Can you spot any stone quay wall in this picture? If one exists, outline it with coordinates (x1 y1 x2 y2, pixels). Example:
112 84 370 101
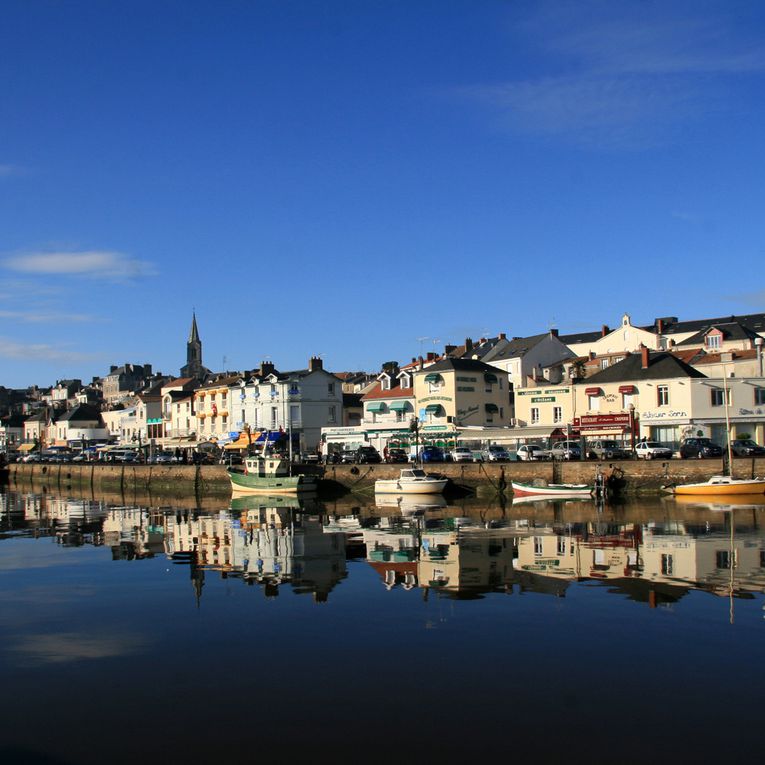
6 457 765 497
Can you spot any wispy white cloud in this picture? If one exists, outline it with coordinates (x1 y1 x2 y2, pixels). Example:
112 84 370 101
0 309 95 323
725 289 765 308
460 1 765 148
8 631 148 664
2 250 158 280
0 337 96 363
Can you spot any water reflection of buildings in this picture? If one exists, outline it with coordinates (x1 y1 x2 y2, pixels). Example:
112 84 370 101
362 503 765 606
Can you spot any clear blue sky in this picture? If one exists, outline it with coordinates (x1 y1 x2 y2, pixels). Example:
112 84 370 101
2 0 764 388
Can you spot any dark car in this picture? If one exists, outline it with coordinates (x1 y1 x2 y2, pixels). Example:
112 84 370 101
679 437 723 459
385 448 409 463
419 446 445 463
355 446 382 464
731 439 765 457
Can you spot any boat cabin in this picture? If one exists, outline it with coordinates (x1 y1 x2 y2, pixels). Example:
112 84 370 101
244 456 291 477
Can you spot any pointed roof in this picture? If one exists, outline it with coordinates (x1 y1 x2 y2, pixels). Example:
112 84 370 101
188 312 201 344
584 351 706 383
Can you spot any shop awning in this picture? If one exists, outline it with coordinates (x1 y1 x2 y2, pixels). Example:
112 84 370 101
425 404 443 414
366 402 386 413
484 372 498 384
18 443 37 452
585 387 602 396
389 400 410 412
424 373 443 384
485 403 499 413
618 385 636 394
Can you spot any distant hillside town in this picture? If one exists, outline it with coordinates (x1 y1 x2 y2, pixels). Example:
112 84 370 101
1 310 764 459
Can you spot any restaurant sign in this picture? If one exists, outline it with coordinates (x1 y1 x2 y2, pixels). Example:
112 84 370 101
573 413 632 431
531 396 556 403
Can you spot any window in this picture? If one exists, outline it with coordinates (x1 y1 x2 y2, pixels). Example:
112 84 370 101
716 550 731 569
661 554 674 575
711 388 725 406
588 395 600 411
622 392 634 409
534 537 544 556
706 333 722 350
328 382 335 395
553 406 562 423
557 537 566 555
657 385 669 406
381 376 391 391
270 407 278 428
400 374 411 388
290 405 299 425
328 405 336 423
756 388 765 406
531 407 540 424
600 358 610 369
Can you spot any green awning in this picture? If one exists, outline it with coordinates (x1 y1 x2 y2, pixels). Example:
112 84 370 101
485 403 499 413
366 402 386 413
424 373 443 384
484 372 498 384
388 400 410 412
425 404 443 414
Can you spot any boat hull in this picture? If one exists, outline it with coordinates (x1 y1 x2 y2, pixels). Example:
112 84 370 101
511 480 593 498
228 470 318 495
374 478 448 494
671 479 765 496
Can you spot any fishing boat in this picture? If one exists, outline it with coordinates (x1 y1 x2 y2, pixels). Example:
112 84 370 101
228 455 318 495
374 468 448 495
511 479 594 498
662 475 765 496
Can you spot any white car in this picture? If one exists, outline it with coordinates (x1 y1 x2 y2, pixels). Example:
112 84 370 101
451 446 476 462
516 444 551 461
634 441 673 460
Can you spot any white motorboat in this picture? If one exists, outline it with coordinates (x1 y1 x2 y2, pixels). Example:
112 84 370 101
375 468 448 495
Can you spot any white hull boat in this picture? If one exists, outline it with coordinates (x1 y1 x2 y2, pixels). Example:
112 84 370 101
375 468 448 495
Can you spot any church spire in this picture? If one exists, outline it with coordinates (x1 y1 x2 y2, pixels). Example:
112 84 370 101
189 311 200 344
180 311 206 380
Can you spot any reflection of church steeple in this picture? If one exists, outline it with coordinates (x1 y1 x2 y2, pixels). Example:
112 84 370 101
190 555 205 608
180 312 208 380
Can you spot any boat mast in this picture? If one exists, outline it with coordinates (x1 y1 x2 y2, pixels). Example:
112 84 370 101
722 366 734 475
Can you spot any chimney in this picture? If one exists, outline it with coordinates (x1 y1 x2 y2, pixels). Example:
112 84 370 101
589 351 596 360
656 318 664 334
418 355 424 370
550 329 558 337
498 332 506 340
601 324 610 337
308 355 323 372
641 345 650 369
444 344 457 355
479 337 487 344
426 352 436 361
411 357 417 364
110 365 117 373
260 360 275 377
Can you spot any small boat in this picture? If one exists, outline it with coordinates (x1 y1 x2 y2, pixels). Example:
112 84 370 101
663 475 765 496
228 455 318 495
374 492 448 513
511 480 593 498
670 494 765 511
375 468 448 494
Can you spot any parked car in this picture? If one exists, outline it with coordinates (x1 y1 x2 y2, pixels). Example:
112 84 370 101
634 440 674 460
21 453 41 463
385 447 409 463
731 439 765 457
481 445 511 462
516 444 551 461
587 439 630 460
355 446 382 464
150 451 175 464
450 446 476 463
418 446 446 463
339 450 357 464
550 440 581 460
679 437 723 459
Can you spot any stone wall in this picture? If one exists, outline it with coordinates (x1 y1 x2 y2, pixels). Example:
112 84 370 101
7 457 765 497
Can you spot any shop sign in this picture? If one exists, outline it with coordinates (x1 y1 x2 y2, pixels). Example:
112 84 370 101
420 395 452 403
531 396 555 403
640 410 688 422
574 413 632 431
422 425 452 432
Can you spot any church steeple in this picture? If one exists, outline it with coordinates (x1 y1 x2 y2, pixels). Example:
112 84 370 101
181 311 206 380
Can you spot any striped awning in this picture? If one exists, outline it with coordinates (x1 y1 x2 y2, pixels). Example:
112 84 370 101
388 400 411 412
367 402 386 413
585 387 602 395
425 404 443 414
424 373 443 384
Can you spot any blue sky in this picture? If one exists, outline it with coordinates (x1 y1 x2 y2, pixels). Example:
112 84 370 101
1 0 764 388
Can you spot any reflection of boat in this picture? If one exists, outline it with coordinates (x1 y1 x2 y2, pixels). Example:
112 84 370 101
374 492 448 513
670 493 765 511
229 493 319 512
664 475 765 496
510 493 594 506
375 469 448 494
228 456 318 495
511 480 593 498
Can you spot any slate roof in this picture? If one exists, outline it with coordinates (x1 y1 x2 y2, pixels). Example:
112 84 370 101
676 321 760 346
485 333 549 361
583 352 707 383
56 404 102 422
413 357 501 374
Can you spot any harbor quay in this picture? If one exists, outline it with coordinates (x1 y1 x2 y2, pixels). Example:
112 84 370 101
6 458 765 498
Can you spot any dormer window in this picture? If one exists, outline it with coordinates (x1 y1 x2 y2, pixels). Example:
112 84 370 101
399 373 411 389
706 332 722 350
380 375 391 391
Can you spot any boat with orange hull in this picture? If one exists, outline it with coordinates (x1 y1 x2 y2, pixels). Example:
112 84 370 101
663 475 765 496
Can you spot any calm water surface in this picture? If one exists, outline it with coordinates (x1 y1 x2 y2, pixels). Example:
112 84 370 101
1 487 763 764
